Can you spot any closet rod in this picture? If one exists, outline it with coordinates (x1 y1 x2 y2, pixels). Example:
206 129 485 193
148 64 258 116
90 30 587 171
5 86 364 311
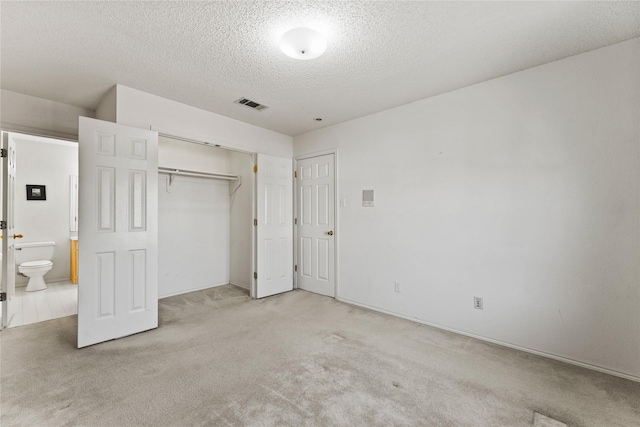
158 167 242 196
158 167 239 181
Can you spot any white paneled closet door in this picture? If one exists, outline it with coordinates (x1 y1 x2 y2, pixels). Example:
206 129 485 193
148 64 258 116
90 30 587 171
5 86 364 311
78 117 158 348
254 154 293 298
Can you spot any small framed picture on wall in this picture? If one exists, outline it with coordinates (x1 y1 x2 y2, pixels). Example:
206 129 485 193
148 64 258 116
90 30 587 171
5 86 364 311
26 185 46 201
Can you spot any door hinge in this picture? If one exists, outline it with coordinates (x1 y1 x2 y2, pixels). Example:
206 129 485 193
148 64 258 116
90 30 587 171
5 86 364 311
0 220 6 230
0 293 6 302
294 170 297 178
294 218 297 225
253 165 258 173
0 149 7 158
254 272 257 280
253 218 258 226
294 265 297 272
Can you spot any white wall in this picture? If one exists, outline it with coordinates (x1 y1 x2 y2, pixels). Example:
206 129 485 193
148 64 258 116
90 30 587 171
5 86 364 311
293 38 640 380
229 151 253 289
95 86 117 123
158 136 231 172
158 136 235 298
13 134 78 285
1 90 94 139
115 85 293 157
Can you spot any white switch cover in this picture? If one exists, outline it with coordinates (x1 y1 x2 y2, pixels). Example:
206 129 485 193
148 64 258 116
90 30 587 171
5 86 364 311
362 189 374 207
340 198 347 207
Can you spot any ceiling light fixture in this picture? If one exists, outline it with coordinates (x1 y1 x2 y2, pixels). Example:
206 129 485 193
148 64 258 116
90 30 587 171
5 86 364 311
280 28 327 60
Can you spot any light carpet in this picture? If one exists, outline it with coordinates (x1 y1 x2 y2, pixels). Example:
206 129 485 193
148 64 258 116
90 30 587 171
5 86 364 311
1 285 639 426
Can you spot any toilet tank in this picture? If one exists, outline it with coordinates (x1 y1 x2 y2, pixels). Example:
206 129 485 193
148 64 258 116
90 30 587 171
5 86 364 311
14 241 56 265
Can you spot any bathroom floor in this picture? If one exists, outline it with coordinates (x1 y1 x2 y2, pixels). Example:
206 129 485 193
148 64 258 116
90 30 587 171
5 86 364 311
5 281 77 328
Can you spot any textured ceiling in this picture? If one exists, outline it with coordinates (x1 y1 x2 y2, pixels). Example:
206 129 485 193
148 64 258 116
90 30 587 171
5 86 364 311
1 1 638 136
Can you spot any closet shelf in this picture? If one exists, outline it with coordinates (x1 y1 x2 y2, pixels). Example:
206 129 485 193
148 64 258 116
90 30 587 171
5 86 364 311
158 167 242 195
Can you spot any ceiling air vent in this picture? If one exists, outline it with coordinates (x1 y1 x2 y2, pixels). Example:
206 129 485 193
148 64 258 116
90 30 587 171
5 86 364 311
234 97 269 111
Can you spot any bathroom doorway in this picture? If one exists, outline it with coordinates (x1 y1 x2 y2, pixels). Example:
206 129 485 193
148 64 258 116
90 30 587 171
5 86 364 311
1 131 79 328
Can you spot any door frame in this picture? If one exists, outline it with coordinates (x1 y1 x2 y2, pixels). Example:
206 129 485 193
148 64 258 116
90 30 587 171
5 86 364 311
0 130 79 329
293 149 339 298
1 131 16 329
150 127 258 297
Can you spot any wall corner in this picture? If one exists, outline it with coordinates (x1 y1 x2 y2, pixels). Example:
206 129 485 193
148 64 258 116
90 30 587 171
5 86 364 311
95 85 117 123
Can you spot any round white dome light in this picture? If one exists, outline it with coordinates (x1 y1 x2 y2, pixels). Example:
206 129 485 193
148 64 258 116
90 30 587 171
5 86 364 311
280 28 327 60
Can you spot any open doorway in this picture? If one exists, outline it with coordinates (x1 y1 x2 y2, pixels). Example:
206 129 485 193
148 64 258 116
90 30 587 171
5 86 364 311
1 132 79 328
156 135 254 298
156 136 296 300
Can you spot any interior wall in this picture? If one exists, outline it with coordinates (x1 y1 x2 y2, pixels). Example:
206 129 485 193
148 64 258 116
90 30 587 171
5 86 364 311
158 136 231 173
95 86 117 123
293 38 640 380
1 90 94 139
115 85 293 157
13 134 78 285
229 151 253 289
158 136 233 298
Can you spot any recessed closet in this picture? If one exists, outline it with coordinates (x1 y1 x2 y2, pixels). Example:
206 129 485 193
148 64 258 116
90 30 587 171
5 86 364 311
157 136 253 298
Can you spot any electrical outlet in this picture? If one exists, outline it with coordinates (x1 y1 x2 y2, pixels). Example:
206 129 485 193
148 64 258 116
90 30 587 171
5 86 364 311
394 282 401 293
474 296 483 310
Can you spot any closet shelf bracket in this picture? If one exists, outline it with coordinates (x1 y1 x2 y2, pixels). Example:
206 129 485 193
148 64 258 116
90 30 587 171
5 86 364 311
229 176 242 196
158 167 242 195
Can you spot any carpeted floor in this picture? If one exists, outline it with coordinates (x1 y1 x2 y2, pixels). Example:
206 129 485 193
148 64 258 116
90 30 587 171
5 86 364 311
1 285 639 426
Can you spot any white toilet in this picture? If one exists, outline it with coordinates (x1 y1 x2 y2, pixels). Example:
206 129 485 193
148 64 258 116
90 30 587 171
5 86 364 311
15 241 55 292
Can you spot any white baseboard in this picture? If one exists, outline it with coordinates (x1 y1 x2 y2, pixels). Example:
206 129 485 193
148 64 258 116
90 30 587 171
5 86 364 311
16 276 71 287
159 282 230 299
337 296 640 383
229 281 250 290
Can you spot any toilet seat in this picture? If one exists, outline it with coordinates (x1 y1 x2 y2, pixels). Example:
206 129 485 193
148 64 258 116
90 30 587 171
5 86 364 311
19 260 53 269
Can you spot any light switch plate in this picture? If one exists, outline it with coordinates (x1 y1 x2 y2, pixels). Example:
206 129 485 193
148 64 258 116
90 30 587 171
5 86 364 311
362 189 374 207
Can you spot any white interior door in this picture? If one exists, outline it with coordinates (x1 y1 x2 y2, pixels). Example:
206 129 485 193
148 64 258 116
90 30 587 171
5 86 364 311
1 132 17 328
254 154 293 298
78 117 158 348
296 154 335 297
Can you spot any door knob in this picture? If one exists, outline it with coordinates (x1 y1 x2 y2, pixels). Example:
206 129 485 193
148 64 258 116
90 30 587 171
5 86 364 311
327 230 334 236
13 234 23 239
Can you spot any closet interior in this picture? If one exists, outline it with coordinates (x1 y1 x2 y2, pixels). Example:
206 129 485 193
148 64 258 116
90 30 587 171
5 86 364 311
157 136 253 298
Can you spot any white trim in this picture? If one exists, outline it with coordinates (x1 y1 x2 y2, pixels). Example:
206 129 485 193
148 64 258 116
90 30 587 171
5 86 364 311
0 123 78 142
293 149 339 298
159 281 230 299
295 148 338 160
1 128 78 145
292 158 298 290
229 281 250 290
150 126 256 156
151 128 259 299
337 296 640 383
250 153 257 299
